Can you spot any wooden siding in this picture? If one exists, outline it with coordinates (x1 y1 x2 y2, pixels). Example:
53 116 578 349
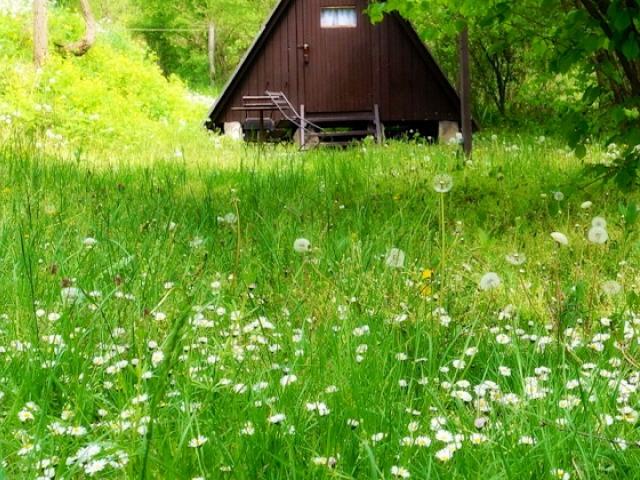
208 0 461 128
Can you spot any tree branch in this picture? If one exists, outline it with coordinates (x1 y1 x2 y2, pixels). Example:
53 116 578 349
579 0 640 96
56 0 96 57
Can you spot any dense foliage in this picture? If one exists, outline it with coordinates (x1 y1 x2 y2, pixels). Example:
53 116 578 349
130 0 276 89
369 0 640 186
0 6 207 158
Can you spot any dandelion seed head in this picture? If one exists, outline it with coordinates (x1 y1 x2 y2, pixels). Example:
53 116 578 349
61 287 84 305
433 174 453 193
591 216 607 229
588 226 609 244
601 280 622 296
479 272 501 291
551 232 569 246
293 238 312 254
506 252 526 266
83 237 98 248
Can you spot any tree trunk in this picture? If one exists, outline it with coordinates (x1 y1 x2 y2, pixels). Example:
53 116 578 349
208 22 216 83
459 24 473 158
579 0 640 98
33 0 48 68
57 0 96 57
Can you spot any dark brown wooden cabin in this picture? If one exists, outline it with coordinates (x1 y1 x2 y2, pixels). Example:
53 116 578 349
205 0 466 145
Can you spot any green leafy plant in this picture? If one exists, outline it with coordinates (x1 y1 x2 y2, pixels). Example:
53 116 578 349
0 9 205 157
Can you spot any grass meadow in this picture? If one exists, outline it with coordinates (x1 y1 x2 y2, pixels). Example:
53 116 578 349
1 135 640 479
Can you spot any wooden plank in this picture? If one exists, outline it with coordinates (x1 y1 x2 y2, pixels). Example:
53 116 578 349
317 130 371 137
306 111 374 122
232 106 279 111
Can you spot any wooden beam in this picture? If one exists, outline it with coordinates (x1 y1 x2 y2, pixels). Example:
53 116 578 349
459 24 473 157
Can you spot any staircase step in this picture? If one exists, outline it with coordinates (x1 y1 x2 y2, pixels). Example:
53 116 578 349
306 112 375 123
319 141 355 147
316 130 372 138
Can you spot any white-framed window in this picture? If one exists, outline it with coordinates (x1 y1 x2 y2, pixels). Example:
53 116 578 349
321 7 358 28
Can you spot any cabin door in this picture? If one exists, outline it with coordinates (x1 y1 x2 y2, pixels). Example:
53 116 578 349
302 0 373 113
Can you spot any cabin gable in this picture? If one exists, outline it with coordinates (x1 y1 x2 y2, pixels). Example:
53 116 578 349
206 0 465 135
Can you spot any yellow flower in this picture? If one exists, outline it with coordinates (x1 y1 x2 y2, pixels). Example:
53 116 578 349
420 285 432 297
419 270 434 297
421 269 433 280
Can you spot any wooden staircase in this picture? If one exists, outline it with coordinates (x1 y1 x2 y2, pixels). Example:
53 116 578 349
234 91 384 148
302 105 384 148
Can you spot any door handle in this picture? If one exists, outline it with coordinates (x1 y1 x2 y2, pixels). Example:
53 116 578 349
298 43 310 64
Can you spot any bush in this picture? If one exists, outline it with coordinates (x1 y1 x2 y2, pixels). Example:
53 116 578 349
0 7 209 158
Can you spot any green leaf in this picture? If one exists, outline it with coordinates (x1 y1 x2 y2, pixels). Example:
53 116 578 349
609 6 632 31
626 203 639 226
622 37 640 59
367 3 386 23
624 108 640 120
575 144 588 159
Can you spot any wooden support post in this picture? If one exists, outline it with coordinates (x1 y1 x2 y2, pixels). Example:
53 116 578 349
208 22 216 83
259 110 265 143
459 24 472 158
300 104 306 149
373 104 383 144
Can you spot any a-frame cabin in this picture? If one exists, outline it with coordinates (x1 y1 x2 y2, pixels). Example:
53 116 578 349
206 0 466 145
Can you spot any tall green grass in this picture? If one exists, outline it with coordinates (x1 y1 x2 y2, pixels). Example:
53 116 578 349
0 136 638 479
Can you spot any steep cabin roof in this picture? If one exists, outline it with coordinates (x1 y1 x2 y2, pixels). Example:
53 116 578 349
205 0 467 131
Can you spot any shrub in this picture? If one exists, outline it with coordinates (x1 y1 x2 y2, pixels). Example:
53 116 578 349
0 7 209 158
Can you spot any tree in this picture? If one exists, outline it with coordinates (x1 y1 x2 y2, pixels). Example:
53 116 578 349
33 0 48 67
368 0 539 121
470 39 519 116
576 0 640 98
370 0 640 186
131 0 276 87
